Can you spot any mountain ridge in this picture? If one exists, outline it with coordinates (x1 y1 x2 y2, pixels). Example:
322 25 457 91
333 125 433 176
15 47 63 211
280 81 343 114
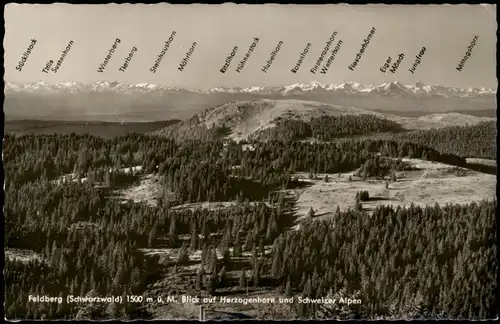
152 99 495 142
5 81 496 122
5 80 496 98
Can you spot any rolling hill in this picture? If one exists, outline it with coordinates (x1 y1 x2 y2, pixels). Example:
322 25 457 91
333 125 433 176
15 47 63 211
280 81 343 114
152 99 495 142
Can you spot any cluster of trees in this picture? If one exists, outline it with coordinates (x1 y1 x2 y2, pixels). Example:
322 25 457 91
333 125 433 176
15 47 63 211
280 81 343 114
354 155 408 179
151 113 496 162
270 201 497 319
378 121 497 160
4 190 157 319
5 133 468 206
255 115 405 141
355 191 370 202
4 173 289 319
3 123 496 320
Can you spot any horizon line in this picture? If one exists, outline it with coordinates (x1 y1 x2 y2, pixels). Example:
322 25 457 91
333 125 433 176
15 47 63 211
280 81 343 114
5 79 498 92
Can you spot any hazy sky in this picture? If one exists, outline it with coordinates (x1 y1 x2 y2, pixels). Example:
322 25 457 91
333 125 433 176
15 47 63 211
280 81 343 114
4 4 497 89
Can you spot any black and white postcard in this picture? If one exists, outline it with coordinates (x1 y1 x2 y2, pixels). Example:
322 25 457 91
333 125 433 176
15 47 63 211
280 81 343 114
3 3 497 320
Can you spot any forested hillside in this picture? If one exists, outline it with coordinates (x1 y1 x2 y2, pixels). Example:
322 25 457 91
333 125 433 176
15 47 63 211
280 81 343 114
4 134 467 192
386 121 497 160
3 128 497 320
153 115 496 162
255 118 496 160
255 115 406 141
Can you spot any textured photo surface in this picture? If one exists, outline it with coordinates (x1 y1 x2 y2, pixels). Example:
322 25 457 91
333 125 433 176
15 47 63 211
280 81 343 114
3 3 497 320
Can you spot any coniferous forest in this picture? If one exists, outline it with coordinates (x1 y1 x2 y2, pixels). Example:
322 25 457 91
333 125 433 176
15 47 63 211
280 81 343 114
2 114 498 320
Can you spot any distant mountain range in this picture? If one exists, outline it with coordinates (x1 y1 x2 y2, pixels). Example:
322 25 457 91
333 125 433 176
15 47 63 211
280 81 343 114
4 81 496 122
5 80 497 98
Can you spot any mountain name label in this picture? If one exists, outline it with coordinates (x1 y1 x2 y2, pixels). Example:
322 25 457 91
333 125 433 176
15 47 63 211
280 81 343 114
97 38 121 73
311 31 339 74
320 40 343 74
150 31 177 73
42 60 54 73
408 47 426 74
348 27 376 71
220 46 239 74
119 47 138 72
235 37 260 73
15 39 37 72
456 36 478 72
380 53 405 74
261 41 283 73
291 42 312 74
51 41 75 73
178 42 198 72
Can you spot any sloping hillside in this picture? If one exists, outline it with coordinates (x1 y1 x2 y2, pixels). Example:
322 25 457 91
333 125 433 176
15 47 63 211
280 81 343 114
152 99 495 142
417 112 494 125
199 100 379 141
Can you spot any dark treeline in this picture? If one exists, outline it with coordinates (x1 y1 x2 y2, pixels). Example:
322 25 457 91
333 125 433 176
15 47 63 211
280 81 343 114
5 119 181 139
271 201 497 319
375 121 497 160
4 189 497 319
255 115 405 141
3 131 495 320
4 133 467 195
254 118 496 160
4 174 291 319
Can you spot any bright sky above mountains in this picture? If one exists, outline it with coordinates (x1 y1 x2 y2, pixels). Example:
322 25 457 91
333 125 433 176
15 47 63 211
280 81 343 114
4 4 497 89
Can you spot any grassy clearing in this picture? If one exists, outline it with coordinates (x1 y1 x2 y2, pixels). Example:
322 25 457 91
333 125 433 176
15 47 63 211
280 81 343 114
292 158 496 223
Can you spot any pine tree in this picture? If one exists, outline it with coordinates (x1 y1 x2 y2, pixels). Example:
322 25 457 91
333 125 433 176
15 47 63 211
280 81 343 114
168 216 178 248
253 260 260 287
190 226 198 251
219 266 227 288
259 238 265 256
209 249 218 273
233 231 242 257
195 267 203 291
302 276 312 297
244 232 253 251
221 246 232 269
307 207 315 220
239 270 246 290
206 269 218 295
285 277 292 297
178 243 189 265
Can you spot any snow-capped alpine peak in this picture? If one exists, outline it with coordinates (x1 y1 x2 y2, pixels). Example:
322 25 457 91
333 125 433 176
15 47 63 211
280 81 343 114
4 80 496 98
